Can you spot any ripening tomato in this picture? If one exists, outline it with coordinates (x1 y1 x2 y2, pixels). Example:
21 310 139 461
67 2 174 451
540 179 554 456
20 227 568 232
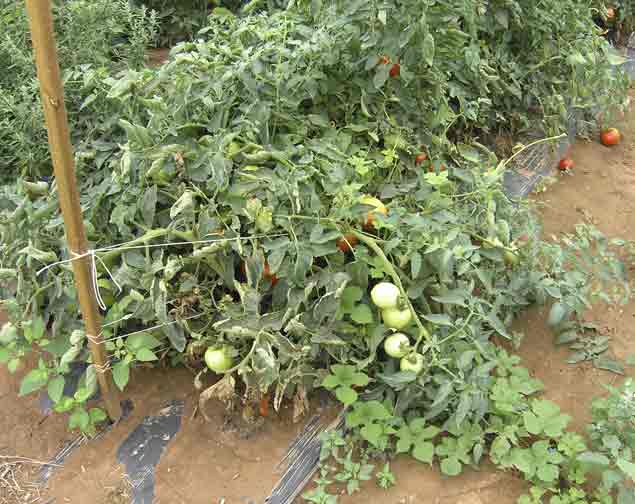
601 128 621 147
558 158 574 171
607 7 615 19
359 195 388 230
240 260 278 285
517 233 530 246
259 395 269 417
336 233 359 253
379 55 390 65
389 63 400 78
263 262 278 286
415 153 428 165
428 163 447 173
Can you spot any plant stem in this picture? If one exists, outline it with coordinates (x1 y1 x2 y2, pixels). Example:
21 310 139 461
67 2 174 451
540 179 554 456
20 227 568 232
498 133 566 171
351 230 432 349
220 329 263 374
469 231 519 254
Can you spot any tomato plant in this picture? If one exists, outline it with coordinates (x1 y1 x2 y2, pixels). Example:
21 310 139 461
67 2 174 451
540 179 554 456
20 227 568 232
0 0 631 461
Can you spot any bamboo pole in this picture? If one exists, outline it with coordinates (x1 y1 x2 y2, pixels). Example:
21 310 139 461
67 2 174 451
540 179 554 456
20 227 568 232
25 0 122 421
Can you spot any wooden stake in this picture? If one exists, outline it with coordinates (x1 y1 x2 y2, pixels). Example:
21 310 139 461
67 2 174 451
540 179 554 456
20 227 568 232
25 0 122 421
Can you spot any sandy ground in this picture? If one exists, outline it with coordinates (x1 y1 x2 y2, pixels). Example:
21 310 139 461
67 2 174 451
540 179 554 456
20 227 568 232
1 113 634 504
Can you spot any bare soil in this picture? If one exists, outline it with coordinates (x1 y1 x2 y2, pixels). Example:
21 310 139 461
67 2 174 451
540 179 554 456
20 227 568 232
2 112 635 504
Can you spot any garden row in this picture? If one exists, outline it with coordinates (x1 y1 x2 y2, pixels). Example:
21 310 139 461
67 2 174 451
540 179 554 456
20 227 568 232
0 0 633 502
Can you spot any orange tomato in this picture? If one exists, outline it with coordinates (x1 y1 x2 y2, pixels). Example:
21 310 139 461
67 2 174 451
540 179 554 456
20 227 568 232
601 128 621 146
336 233 359 253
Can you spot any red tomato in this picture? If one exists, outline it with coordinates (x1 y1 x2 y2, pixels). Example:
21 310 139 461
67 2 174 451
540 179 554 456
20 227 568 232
558 158 574 171
259 395 269 417
601 128 621 147
517 234 530 246
242 260 278 285
389 63 400 78
263 262 278 286
336 233 359 253
428 163 447 173
415 153 428 165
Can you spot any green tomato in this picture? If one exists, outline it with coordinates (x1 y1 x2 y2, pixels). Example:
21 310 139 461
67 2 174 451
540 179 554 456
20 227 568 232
383 333 411 358
0 323 18 345
371 282 400 309
382 307 413 330
204 346 234 373
226 141 242 158
22 180 49 198
400 353 425 374
503 250 520 267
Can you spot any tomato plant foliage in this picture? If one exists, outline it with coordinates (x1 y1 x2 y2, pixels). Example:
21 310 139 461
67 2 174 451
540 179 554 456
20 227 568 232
0 0 631 456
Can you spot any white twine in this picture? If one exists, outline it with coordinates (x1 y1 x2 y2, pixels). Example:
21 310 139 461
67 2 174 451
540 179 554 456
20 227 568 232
36 233 286 277
31 232 285 352
68 250 124 312
35 233 286 317
85 312 206 347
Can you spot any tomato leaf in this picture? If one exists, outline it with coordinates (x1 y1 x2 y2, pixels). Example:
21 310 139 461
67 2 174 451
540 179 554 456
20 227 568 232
340 286 364 312
412 441 434 464
410 252 422 279
19 369 48 396
335 386 358 406
548 303 567 327
112 360 130 391
422 33 435 66
89 407 108 424
23 316 45 342
422 314 453 326
440 457 462 476
136 348 159 362
351 304 374 324
47 376 65 404
126 332 161 352
164 323 186 352
617 459 635 479
69 408 90 431
373 64 390 89
140 185 157 227
577 451 610 467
